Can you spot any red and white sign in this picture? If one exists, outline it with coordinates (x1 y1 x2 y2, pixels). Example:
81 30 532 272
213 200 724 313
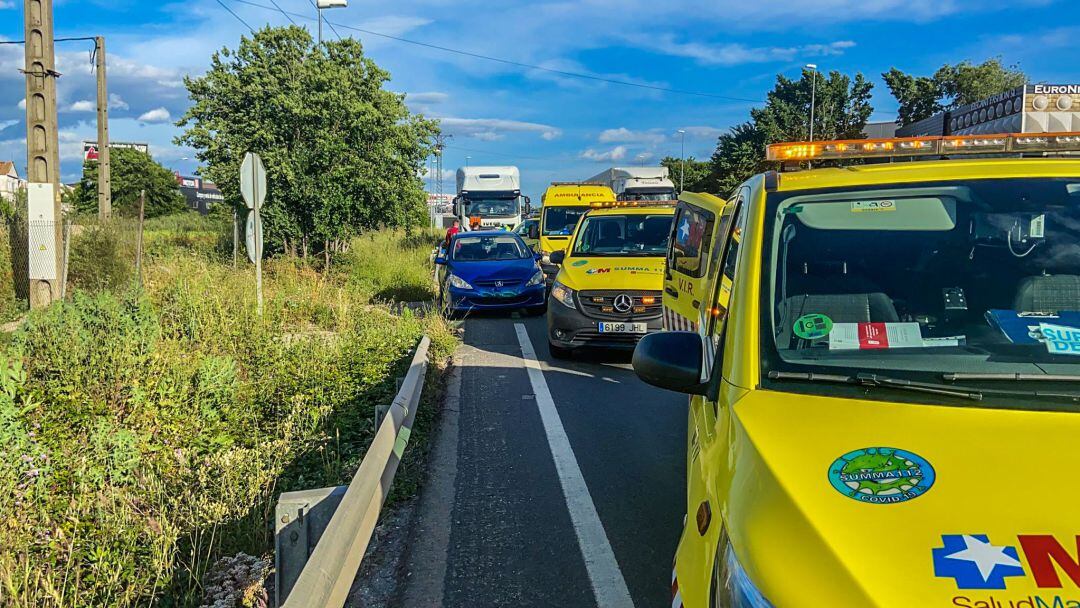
830 322 924 350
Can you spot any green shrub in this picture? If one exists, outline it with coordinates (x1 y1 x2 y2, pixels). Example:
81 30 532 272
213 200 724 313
0 228 455 607
67 223 135 293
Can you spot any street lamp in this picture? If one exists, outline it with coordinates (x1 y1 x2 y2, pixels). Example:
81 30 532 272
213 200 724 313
466 156 471 168
676 129 686 192
636 154 647 167
806 64 818 143
316 0 347 44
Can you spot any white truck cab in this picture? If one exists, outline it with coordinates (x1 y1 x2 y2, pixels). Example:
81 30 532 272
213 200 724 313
454 166 530 230
586 167 677 202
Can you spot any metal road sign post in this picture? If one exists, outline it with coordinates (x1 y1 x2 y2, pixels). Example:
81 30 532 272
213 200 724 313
240 152 267 314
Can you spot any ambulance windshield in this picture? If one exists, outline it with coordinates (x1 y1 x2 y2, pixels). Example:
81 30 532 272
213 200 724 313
765 178 1080 380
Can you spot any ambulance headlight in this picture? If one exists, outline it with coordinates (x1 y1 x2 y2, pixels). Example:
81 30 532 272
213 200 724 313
717 536 774 608
550 281 576 309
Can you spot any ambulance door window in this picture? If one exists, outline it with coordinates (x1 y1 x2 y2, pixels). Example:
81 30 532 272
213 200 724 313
707 187 750 338
668 203 716 280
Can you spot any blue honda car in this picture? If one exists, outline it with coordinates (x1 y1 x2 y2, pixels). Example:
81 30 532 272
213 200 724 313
437 231 547 315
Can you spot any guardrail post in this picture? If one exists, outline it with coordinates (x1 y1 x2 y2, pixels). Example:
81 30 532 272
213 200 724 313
374 403 390 432
274 486 348 605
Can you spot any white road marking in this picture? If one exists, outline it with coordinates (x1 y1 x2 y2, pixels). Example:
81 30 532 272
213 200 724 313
513 324 635 608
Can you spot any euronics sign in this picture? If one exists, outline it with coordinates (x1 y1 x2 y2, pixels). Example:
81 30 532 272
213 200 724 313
897 84 1080 137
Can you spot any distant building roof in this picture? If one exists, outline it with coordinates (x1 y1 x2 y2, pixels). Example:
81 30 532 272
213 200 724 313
862 122 897 139
0 161 16 178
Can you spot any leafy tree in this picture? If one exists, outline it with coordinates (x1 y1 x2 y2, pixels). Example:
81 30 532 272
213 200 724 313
75 148 188 218
660 156 710 192
881 69 943 127
701 68 874 195
177 26 439 259
883 59 1027 126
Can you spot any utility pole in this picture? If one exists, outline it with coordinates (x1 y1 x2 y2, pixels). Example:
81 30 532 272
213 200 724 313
94 36 111 220
677 129 686 192
24 0 63 308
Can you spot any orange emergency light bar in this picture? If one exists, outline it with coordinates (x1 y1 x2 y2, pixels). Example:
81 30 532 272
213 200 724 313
766 132 1080 162
587 200 678 208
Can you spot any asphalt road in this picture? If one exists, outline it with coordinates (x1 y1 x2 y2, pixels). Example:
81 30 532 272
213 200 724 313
401 314 688 608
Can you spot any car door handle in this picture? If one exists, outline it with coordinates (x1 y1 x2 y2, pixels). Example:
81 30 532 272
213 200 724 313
665 287 679 298
692 300 701 309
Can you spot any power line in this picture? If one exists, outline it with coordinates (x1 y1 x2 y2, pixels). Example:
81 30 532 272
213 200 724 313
227 0 762 103
215 0 255 33
268 0 297 25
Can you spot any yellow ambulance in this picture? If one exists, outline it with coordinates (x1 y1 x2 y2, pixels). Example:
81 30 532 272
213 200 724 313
536 183 617 279
633 132 1080 608
546 202 676 358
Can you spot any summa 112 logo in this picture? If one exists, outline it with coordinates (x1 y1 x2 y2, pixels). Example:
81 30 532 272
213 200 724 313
933 534 1080 590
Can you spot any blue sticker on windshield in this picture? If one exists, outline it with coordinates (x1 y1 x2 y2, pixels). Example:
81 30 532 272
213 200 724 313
1040 323 1080 356
828 447 935 504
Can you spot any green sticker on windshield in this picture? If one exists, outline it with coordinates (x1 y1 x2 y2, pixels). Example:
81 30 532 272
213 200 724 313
794 314 833 340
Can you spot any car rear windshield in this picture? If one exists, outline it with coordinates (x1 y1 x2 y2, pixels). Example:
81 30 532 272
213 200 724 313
764 177 1080 380
453 235 531 261
572 214 673 257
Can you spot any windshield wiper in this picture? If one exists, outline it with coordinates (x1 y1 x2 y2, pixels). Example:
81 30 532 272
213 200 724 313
943 373 1080 382
769 371 984 401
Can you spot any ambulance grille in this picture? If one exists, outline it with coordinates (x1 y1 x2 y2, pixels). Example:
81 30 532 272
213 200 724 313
577 290 663 321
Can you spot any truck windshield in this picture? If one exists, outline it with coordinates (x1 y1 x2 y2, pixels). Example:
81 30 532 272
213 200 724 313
462 197 520 218
572 214 672 257
452 235 531 261
621 190 676 202
543 206 589 236
764 178 1080 392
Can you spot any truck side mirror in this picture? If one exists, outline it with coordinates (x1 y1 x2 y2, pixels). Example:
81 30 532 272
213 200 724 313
524 196 532 214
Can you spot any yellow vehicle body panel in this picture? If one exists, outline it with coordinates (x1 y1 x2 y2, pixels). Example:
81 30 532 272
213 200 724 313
554 206 674 292
674 157 1080 608
539 183 616 256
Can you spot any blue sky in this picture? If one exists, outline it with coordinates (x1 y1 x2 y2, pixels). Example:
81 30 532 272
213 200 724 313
0 0 1077 197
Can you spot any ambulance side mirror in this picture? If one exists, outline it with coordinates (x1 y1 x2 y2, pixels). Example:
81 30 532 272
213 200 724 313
633 332 708 396
550 250 566 265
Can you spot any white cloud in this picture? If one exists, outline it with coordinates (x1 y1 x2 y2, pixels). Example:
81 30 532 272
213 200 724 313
138 107 172 123
405 92 449 105
598 128 668 145
109 94 130 111
642 37 857 66
580 146 628 162
0 1 13 9
67 100 96 113
16 99 25 110
438 117 562 141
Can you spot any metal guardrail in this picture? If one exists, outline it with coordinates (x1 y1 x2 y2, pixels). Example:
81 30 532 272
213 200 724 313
277 336 431 607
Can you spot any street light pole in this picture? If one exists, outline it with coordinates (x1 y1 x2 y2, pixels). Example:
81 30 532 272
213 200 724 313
677 129 686 192
315 0 348 44
806 64 818 143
